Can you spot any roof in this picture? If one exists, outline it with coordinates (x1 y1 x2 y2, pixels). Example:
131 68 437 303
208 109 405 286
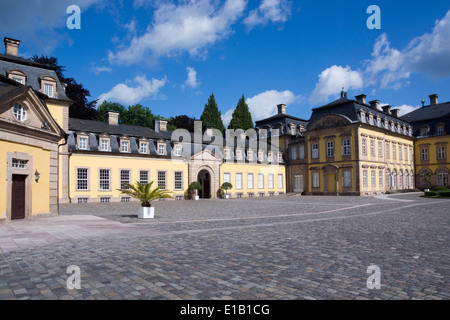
401 102 450 137
308 96 411 129
0 54 70 102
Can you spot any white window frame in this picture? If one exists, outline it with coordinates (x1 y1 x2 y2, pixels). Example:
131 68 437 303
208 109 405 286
99 169 111 191
77 168 89 191
268 174 274 189
311 143 319 159
326 141 334 158
174 171 183 191
342 139 351 156
13 103 27 122
258 174 264 189
157 171 167 190
247 173 254 189
120 170 131 190
236 173 243 190
139 170 149 186
277 174 283 189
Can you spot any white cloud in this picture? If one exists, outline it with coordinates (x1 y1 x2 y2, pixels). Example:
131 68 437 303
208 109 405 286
222 89 301 126
364 10 450 90
244 0 292 29
310 65 363 105
380 103 420 117
108 0 248 65
97 75 167 105
91 65 113 75
182 67 200 90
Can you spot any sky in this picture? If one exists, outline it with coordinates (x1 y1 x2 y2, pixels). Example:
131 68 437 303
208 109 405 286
1 0 450 125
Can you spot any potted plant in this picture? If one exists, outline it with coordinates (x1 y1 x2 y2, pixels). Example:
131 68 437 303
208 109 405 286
221 182 233 199
188 181 202 200
119 181 173 219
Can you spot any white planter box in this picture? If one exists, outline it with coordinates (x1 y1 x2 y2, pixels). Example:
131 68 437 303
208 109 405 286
223 194 230 199
139 207 155 219
194 196 199 201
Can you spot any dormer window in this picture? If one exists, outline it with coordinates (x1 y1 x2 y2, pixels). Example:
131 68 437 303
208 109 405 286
7 70 26 85
99 138 110 152
40 76 57 98
173 144 182 157
278 152 283 163
157 142 166 155
121 139 130 153
384 118 389 129
290 124 296 135
223 148 230 160
360 110 366 123
140 141 148 154
236 149 242 160
391 121 396 132
420 127 429 137
77 134 89 150
258 151 264 162
268 151 274 162
436 124 446 136
247 150 253 161
368 113 374 125
377 116 381 127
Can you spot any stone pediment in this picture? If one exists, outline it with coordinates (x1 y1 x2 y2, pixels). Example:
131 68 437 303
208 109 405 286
191 148 222 163
0 86 63 139
308 114 352 131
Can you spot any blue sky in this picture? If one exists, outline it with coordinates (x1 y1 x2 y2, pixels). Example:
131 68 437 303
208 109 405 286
1 0 450 125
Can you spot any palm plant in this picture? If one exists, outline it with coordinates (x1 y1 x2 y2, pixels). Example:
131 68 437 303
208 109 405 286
119 181 173 207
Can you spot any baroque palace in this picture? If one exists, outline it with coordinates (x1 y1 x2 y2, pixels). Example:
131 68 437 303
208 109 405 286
1 37 449 222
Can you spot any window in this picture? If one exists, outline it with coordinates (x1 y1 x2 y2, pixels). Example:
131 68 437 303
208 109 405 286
100 139 109 152
362 138 367 156
291 147 297 160
421 148 429 161
386 143 390 159
258 151 264 162
419 170 432 187
247 173 254 189
436 126 445 135
236 173 243 189
371 170 376 188
342 139 351 156
247 151 253 161
121 141 129 153
268 174 274 189
410 172 414 189
100 198 110 203
343 170 352 188
224 148 231 160
379 170 383 187
312 172 320 188
120 170 131 190
44 83 54 97
378 141 383 158
158 143 166 155
326 141 334 158
259 193 265 198
392 144 397 160
258 174 264 189
77 198 89 204
223 173 231 184
99 169 110 191
377 117 381 127
176 196 184 201
268 152 274 162
11 77 23 84
405 147 408 162
278 153 283 163
399 146 402 161
13 103 27 122
140 142 148 154
12 159 28 169
158 171 167 190
174 144 182 157
121 197 131 203
174 172 183 190
399 170 403 189
248 193 254 198
370 140 375 157
386 170 391 189
79 137 87 150
437 146 446 160
392 170 397 189
277 174 283 189
299 145 305 159
420 127 428 137
410 148 413 162
140 170 149 185
311 143 319 159
363 170 368 187
77 168 88 190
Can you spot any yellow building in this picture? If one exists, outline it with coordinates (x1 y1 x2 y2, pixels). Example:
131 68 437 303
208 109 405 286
286 91 415 195
402 94 450 188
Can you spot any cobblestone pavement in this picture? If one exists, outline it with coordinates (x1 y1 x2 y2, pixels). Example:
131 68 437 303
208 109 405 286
0 193 448 300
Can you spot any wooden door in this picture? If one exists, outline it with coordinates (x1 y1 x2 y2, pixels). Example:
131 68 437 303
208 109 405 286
11 175 26 220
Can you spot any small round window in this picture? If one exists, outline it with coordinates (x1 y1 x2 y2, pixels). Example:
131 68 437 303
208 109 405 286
13 103 27 122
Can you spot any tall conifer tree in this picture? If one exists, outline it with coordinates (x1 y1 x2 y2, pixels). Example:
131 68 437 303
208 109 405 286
200 94 225 132
228 94 254 130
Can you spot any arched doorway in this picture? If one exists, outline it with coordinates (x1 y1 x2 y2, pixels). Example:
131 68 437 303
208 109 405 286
293 173 304 193
198 169 211 199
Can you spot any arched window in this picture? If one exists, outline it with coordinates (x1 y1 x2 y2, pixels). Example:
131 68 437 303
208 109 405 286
404 170 409 189
13 103 27 122
399 169 403 189
392 170 397 189
386 169 391 189
436 169 449 187
419 169 432 187
410 171 414 189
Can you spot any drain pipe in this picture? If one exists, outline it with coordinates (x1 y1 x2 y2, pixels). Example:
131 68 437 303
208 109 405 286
57 133 69 215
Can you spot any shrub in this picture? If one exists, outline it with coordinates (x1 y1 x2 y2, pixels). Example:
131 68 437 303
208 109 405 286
438 191 450 197
433 186 448 191
424 191 436 197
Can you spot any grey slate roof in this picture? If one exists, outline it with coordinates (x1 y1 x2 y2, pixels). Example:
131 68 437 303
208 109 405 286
401 102 450 137
255 113 309 136
309 97 411 131
0 54 70 102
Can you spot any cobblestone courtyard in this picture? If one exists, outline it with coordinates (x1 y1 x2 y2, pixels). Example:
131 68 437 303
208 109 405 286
0 193 448 300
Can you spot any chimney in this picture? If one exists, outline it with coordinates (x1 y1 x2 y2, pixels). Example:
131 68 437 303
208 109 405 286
154 119 160 132
154 119 167 132
4 37 20 56
391 109 400 118
277 104 286 115
382 105 391 115
107 111 119 125
369 100 380 111
205 126 213 138
355 94 367 105
429 94 439 106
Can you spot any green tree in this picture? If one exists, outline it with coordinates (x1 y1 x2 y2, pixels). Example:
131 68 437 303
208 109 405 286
228 94 254 131
96 101 126 123
200 94 225 132
124 104 156 128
